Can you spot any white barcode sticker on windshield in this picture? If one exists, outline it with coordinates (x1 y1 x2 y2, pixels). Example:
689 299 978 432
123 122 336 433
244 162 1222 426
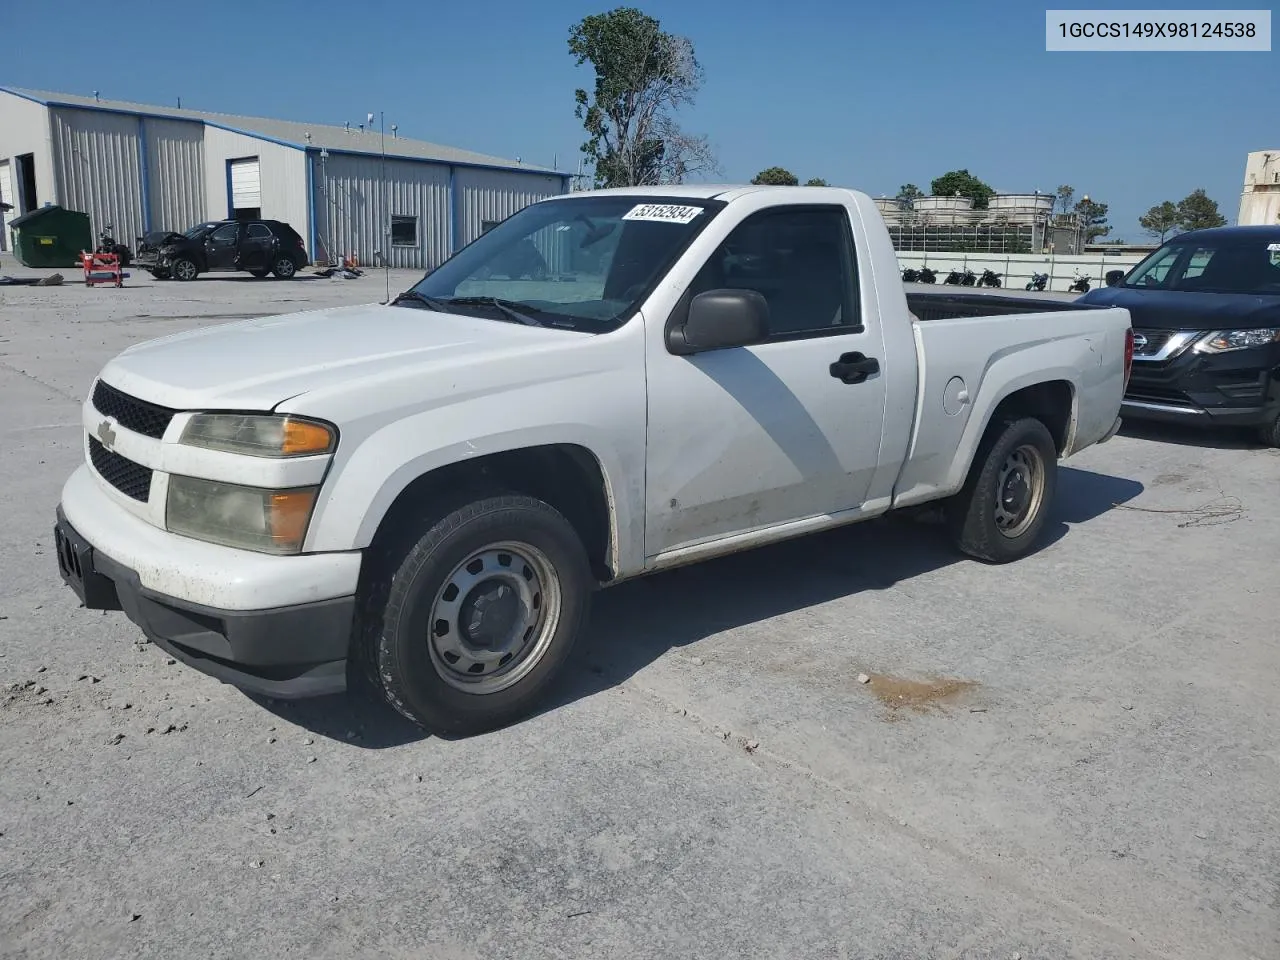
622 203 703 224
1268 242 1280 251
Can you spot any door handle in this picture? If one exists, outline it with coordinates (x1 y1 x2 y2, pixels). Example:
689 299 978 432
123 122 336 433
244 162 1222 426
829 352 879 385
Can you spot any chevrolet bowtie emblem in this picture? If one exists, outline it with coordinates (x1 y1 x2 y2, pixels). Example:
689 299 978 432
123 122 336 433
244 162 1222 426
96 420 117 450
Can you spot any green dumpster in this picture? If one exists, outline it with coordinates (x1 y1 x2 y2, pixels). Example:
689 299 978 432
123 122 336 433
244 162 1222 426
10 205 92 268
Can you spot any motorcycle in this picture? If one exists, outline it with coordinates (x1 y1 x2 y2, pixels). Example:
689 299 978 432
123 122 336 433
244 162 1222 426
95 224 132 267
916 267 937 284
944 268 976 286
978 269 1002 288
1067 270 1091 293
902 267 920 283
1025 272 1049 291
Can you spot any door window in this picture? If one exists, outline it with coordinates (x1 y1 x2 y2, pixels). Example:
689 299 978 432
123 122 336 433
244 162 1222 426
245 223 272 240
690 207 860 337
210 223 239 243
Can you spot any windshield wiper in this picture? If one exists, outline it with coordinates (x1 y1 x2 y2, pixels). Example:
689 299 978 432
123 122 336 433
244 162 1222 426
442 296 545 327
389 290 452 310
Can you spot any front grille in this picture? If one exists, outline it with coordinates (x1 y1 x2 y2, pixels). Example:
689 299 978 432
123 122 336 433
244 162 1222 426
91 380 177 440
88 436 153 502
1132 329 1174 357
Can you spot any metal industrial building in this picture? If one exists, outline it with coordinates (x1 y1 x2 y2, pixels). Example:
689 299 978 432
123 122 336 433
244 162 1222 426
1239 150 1280 226
0 87 569 268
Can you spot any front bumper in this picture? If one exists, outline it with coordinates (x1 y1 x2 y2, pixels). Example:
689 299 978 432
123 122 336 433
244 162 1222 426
54 465 362 699
55 509 354 698
1124 341 1280 428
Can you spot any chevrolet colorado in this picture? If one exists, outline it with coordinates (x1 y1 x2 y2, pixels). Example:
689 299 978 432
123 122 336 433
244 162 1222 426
54 185 1133 734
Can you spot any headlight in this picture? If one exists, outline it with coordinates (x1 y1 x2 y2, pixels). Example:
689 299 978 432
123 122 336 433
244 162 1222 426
180 413 335 457
1194 328 1280 354
166 476 318 554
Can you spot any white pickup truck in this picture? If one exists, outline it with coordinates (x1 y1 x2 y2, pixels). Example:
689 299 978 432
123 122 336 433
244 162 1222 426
54 185 1133 734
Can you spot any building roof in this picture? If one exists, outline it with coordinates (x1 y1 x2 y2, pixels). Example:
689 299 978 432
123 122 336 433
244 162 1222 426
0 86 561 176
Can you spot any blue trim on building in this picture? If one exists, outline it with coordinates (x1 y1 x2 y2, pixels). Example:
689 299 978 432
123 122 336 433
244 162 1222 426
305 150 318 262
0 87 561 178
137 117 152 233
224 160 234 219
448 165 462 256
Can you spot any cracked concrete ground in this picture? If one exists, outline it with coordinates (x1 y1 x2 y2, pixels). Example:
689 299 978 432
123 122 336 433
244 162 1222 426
1 259 1278 959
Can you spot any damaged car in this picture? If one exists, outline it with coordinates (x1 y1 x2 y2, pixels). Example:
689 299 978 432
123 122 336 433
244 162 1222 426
135 219 309 281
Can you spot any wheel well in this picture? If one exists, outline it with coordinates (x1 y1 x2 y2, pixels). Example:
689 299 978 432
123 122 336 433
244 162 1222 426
366 444 615 583
989 380 1074 453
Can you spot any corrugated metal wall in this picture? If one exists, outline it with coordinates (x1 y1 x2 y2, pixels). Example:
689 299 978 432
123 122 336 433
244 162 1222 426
203 126 307 236
49 107 144 243
313 153 450 269
0 92 58 211
144 117 205 233
454 168 565 248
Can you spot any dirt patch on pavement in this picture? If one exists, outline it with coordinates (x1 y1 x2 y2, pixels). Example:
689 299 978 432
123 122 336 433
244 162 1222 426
866 673 978 716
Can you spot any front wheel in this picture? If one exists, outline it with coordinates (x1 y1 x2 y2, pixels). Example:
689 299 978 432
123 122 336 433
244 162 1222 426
272 257 297 279
362 494 592 736
947 417 1058 563
171 258 198 281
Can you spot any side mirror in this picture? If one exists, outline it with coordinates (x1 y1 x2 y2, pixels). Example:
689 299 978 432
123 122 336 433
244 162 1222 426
1105 270 1124 287
667 288 770 355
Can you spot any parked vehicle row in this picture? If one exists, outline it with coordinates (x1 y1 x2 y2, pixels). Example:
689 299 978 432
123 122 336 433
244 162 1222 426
54 184 1132 735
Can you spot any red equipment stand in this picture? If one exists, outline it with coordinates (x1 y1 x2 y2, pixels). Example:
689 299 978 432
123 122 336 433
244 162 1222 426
82 251 123 287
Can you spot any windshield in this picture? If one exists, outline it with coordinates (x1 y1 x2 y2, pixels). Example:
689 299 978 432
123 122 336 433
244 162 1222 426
183 222 219 239
401 196 723 332
1124 237 1280 295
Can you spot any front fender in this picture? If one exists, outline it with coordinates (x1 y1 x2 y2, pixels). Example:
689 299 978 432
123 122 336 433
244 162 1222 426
299 369 647 576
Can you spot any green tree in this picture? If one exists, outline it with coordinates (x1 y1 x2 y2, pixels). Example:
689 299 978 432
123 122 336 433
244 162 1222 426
1176 188 1228 231
1074 195 1111 242
896 183 924 210
751 166 799 186
1056 184 1075 216
569 7 717 188
931 169 995 209
804 177 829 186
1139 200 1180 242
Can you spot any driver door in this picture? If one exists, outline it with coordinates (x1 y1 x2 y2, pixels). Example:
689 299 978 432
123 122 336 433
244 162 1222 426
205 222 241 271
644 204 889 557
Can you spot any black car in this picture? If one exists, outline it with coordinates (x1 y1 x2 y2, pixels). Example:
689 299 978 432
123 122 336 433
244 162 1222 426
135 219 309 281
1078 225 1280 446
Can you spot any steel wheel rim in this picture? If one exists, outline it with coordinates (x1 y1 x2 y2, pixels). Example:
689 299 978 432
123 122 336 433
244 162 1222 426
275 258 295 277
426 541 562 694
174 260 196 280
994 443 1045 539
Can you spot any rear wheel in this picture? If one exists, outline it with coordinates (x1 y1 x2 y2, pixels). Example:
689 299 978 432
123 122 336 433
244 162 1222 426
272 256 297 279
947 417 1058 563
360 494 592 736
171 258 198 282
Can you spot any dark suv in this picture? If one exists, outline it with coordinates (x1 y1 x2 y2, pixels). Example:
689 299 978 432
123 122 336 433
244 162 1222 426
135 219 309 281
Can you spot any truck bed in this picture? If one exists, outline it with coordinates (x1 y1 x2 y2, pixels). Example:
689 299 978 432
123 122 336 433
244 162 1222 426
906 289 1102 322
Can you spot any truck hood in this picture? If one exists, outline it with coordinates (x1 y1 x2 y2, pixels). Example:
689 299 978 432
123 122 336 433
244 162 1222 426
1078 286 1280 330
98 303 571 411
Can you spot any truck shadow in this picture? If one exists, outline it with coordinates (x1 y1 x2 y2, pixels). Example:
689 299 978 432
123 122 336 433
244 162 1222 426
250 465 1142 747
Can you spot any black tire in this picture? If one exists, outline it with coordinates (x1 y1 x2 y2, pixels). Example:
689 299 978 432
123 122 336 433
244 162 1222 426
248 268 270 278
1259 412 1280 448
360 494 592 736
272 256 297 279
946 417 1058 563
171 258 198 281
149 268 170 280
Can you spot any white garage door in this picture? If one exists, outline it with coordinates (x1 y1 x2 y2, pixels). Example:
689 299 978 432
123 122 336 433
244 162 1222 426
0 162 14 252
229 158 261 211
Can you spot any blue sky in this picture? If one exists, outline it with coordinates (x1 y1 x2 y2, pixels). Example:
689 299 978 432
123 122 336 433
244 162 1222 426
7 0 1276 239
